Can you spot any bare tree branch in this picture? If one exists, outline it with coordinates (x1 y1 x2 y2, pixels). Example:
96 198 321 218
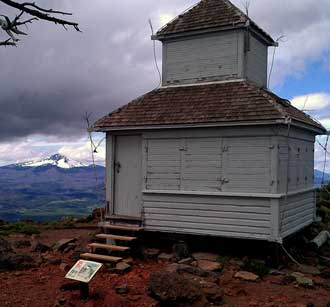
0 38 16 46
0 0 80 46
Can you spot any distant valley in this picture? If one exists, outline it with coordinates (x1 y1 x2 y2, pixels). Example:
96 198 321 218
0 154 105 222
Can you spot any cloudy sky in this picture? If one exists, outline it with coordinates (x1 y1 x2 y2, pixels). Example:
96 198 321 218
0 0 329 171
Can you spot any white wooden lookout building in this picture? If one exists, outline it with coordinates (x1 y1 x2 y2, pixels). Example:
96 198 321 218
93 0 327 243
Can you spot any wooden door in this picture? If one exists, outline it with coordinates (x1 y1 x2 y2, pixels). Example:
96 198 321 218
114 135 142 217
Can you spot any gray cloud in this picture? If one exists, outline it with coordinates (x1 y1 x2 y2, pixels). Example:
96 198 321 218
0 0 329 142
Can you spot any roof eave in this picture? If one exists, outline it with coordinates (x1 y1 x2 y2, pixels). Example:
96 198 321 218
92 119 288 133
153 23 275 46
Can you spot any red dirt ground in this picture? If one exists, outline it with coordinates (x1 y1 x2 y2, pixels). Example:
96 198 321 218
1 228 330 307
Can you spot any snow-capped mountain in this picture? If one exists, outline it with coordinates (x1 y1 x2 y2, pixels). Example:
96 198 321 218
15 154 86 169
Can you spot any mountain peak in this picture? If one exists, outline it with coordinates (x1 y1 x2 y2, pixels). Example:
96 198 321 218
15 153 86 169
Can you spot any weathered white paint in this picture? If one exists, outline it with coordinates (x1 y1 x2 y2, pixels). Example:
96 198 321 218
162 31 245 86
143 193 272 240
279 190 315 238
106 125 318 242
245 34 268 87
113 135 142 217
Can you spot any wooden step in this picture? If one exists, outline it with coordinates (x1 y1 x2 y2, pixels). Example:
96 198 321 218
80 253 122 263
106 215 142 222
96 233 137 241
102 224 143 232
88 243 130 252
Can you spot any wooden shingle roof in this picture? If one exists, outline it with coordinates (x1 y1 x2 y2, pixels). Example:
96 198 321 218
93 81 325 132
155 0 275 45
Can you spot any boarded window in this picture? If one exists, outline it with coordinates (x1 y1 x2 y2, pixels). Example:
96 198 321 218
222 137 271 193
146 139 181 190
146 137 222 191
145 136 272 193
182 138 222 191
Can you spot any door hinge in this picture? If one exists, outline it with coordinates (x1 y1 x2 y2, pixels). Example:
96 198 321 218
222 146 229 152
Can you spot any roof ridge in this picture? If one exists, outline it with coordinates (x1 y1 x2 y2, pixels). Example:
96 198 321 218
222 0 248 21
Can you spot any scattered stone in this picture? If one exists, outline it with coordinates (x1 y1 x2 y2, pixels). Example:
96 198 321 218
143 248 160 259
178 257 193 265
32 242 52 253
320 271 330 279
291 272 314 288
199 281 223 304
55 238 77 252
123 257 134 265
115 284 129 294
43 255 61 265
166 263 179 273
12 240 31 249
173 241 189 260
63 243 77 253
149 271 208 306
197 260 223 272
158 252 173 262
234 271 260 282
269 269 286 276
60 263 70 272
298 265 320 275
0 237 13 255
114 262 131 274
192 252 218 262
177 264 209 277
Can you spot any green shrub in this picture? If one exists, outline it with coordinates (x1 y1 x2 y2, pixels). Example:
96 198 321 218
242 259 270 278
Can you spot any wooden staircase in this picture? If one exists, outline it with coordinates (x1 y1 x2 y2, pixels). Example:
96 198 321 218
80 217 143 264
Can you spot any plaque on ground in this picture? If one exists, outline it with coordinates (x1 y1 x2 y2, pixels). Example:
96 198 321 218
65 260 102 283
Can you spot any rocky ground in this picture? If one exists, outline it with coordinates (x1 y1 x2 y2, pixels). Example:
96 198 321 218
1 218 330 307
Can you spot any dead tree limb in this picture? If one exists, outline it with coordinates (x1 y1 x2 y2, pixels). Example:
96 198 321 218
0 0 80 46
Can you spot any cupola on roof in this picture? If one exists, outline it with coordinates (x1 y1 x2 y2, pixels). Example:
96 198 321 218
155 0 275 45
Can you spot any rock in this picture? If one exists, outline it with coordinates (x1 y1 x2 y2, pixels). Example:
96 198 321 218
60 263 70 272
55 238 77 252
114 262 131 274
234 271 260 282
177 264 209 277
63 243 77 253
13 240 31 249
320 271 330 279
104 293 132 307
0 237 13 255
173 241 189 260
123 257 134 265
199 281 223 304
143 248 160 259
291 272 314 287
192 252 219 262
178 257 193 265
149 271 208 306
166 263 180 273
197 260 223 272
7 254 36 270
269 269 286 276
158 252 173 262
115 284 129 294
298 264 320 275
32 242 52 253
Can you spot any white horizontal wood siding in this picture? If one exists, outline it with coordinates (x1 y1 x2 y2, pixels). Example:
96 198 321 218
163 31 244 85
245 34 268 87
143 193 272 240
279 191 315 238
222 137 272 193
